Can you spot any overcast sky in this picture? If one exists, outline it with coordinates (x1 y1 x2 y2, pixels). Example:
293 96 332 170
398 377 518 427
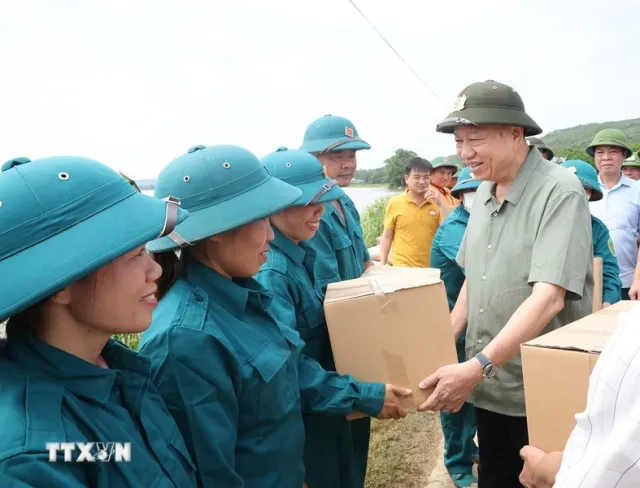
1 0 638 178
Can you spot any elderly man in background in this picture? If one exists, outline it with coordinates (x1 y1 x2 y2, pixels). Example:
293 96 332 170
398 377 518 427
417 80 593 487
526 137 554 161
587 129 640 299
621 150 640 181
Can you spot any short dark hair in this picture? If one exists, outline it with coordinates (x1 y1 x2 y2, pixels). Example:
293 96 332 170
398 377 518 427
405 157 432 175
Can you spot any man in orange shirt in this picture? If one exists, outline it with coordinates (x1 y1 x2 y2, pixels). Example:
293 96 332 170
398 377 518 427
379 157 441 267
430 156 460 218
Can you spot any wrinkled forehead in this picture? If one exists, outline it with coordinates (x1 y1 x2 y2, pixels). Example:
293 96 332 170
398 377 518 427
453 124 505 139
594 145 624 154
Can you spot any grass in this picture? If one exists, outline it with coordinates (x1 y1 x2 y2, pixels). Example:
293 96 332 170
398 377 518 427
112 333 141 350
361 195 392 248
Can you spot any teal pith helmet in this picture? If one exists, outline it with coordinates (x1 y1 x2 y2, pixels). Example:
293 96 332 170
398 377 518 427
586 128 633 158
148 145 302 253
260 147 344 205
436 80 542 136
450 166 482 199
560 160 602 201
0 156 187 322
526 137 555 160
431 156 460 172
300 114 371 153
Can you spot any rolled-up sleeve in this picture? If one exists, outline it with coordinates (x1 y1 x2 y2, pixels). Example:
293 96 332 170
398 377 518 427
528 191 592 300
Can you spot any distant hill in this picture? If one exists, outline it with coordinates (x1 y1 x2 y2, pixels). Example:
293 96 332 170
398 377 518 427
542 118 640 158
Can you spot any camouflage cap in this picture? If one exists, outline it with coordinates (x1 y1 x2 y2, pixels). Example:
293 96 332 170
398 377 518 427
436 80 542 136
527 137 554 159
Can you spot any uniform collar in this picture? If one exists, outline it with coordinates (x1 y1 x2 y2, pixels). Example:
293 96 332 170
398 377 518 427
184 258 272 317
484 147 541 206
5 321 148 403
271 227 306 265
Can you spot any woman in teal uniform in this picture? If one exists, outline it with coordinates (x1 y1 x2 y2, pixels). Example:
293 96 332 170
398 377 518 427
429 167 479 488
139 145 407 488
256 147 410 488
0 156 197 488
560 160 621 307
300 114 375 487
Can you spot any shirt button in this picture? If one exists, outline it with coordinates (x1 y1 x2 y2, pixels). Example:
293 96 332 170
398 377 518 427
482 276 487 281
479 309 484 314
492 212 498 217
487 244 492 249
194 294 203 302
477 339 483 344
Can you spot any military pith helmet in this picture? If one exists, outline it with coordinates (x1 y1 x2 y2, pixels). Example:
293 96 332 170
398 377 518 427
451 167 481 199
436 80 542 136
622 152 640 168
430 156 459 172
560 160 602 202
527 137 555 160
300 114 371 153
586 128 633 158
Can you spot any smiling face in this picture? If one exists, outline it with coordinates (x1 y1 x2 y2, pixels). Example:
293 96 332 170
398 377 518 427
64 245 162 335
315 150 357 187
270 203 324 243
431 167 455 188
454 125 525 183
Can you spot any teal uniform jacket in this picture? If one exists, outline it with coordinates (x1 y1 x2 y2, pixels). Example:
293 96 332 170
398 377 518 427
256 228 385 488
304 193 372 488
139 259 384 488
0 323 197 488
592 215 622 306
307 194 370 290
429 205 479 480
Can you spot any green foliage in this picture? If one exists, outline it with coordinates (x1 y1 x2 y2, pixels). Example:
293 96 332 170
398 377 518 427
543 118 640 165
361 196 393 248
112 333 141 350
355 167 386 185
383 149 417 189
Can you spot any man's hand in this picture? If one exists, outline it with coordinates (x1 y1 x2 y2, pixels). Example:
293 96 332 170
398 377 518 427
376 384 413 420
519 446 546 487
416 359 483 413
629 280 640 300
424 188 442 205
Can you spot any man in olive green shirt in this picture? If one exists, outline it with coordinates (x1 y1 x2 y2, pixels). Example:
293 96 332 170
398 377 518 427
417 80 593 488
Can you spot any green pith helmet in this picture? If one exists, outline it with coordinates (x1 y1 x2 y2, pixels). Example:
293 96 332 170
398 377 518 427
585 128 633 158
527 137 555 159
622 151 640 168
436 80 542 136
430 156 459 172
560 160 602 202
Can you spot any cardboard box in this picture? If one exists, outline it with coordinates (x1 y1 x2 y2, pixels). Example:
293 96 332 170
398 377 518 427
521 301 636 452
324 266 457 409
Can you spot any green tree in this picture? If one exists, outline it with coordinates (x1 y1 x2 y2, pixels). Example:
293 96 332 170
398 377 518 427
383 149 417 189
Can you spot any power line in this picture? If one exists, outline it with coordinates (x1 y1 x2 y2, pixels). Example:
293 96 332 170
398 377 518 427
346 0 446 107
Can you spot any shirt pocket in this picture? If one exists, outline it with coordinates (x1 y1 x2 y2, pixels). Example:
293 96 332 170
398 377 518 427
245 339 299 423
330 230 352 252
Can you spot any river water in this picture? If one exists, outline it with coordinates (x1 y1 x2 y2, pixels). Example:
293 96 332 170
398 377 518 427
143 187 400 213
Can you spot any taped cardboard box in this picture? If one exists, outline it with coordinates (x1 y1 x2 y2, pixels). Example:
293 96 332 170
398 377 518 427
324 266 457 409
521 300 635 452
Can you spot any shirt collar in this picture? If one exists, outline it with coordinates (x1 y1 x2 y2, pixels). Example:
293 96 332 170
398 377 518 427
483 147 541 206
4 322 148 403
597 172 634 190
184 258 271 317
271 227 306 265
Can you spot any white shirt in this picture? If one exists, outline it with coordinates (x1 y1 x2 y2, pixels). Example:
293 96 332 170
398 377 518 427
554 303 640 487
589 174 640 288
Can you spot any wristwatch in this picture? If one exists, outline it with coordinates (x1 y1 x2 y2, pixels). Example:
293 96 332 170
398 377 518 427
474 352 498 379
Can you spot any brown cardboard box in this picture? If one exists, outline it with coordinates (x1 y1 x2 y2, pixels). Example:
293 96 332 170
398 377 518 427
521 301 635 452
323 266 457 409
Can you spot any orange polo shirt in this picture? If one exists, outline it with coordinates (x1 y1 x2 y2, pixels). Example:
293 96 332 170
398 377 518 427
383 190 440 268
430 183 459 209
